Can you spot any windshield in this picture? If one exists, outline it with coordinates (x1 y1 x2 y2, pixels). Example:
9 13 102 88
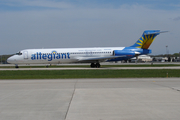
15 51 22 55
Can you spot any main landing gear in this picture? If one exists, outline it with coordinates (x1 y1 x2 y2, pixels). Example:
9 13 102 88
90 63 101 68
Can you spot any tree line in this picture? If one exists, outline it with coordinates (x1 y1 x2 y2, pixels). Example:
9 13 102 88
0 55 13 64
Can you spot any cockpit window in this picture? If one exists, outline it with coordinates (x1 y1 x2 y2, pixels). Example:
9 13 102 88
16 51 22 55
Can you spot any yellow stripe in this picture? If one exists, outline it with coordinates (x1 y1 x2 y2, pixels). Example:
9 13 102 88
145 35 147 41
139 40 143 43
141 36 144 41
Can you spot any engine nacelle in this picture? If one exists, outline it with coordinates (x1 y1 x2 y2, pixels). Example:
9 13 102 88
113 50 136 56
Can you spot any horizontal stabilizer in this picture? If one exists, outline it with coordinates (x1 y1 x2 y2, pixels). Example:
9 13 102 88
144 31 168 35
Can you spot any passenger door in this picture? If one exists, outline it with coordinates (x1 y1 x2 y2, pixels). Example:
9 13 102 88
23 51 28 59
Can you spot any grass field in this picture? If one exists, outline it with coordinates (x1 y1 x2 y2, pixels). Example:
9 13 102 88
0 69 180 79
1 64 180 68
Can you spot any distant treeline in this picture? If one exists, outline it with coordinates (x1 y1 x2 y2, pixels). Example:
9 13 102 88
151 53 180 58
0 55 13 64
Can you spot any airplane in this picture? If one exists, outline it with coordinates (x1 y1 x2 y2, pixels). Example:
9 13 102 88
7 30 167 68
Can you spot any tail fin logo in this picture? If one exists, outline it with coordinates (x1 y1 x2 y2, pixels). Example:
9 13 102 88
135 34 157 49
131 30 161 49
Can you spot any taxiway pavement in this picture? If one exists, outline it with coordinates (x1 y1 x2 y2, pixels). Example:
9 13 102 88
0 78 180 120
1 66 180 70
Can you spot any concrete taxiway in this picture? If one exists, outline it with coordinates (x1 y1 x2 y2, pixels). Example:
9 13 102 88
1 66 180 70
0 78 180 120
1 62 180 70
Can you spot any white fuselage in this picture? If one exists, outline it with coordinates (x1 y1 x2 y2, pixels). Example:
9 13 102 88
7 47 125 64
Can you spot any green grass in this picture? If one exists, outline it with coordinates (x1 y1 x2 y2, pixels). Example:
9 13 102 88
1 64 180 68
0 69 180 79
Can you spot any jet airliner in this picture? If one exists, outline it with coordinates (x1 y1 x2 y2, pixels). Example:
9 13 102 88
7 30 166 68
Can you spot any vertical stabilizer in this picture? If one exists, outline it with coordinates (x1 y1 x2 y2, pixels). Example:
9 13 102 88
130 30 161 49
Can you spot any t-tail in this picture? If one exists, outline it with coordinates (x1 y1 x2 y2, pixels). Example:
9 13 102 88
130 30 167 49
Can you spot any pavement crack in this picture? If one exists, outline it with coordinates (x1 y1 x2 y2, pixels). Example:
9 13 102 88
172 87 180 92
152 82 180 93
65 79 78 120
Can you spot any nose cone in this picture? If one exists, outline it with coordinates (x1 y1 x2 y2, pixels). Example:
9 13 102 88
7 56 16 64
7 57 13 64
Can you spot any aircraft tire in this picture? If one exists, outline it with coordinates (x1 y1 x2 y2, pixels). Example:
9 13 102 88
90 63 96 68
96 63 100 68
15 65 19 68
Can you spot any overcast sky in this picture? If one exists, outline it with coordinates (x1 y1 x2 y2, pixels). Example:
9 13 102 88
0 0 180 55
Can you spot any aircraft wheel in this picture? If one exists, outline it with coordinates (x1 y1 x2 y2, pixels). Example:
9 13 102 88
96 63 100 68
90 63 95 68
15 65 19 68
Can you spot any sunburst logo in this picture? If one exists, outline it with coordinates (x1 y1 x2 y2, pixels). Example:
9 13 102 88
52 50 57 54
136 34 156 49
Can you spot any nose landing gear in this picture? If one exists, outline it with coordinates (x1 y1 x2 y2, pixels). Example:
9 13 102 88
15 64 19 68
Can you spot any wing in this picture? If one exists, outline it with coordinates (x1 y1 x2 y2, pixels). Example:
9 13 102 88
76 56 125 62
